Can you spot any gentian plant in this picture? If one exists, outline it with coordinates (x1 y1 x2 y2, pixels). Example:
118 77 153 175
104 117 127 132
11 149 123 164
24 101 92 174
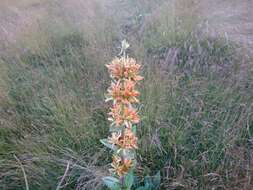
101 40 160 190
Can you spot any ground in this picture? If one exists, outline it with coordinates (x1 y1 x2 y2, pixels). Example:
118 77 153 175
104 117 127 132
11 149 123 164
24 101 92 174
0 0 252 53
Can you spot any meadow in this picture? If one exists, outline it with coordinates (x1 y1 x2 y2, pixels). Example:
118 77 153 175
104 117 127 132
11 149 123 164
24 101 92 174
0 0 252 189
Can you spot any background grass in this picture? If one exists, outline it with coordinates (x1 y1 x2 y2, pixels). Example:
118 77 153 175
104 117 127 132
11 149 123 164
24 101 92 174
0 0 253 189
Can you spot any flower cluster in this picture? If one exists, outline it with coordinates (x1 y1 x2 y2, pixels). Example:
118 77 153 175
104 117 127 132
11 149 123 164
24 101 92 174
111 155 133 177
102 50 143 179
108 104 139 128
106 57 143 82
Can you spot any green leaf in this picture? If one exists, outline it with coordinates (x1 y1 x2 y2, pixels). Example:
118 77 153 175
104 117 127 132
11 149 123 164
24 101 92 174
109 126 123 132
102 176 121 190
152 172 161 189
120 149 136 159
124 170 134 189
135 186 147 190
100 139 117 151
132 125 137 134
144 176 153 189
143 172 161 190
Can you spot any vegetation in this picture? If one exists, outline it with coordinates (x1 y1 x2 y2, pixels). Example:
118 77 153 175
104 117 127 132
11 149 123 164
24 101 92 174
0 0 252 189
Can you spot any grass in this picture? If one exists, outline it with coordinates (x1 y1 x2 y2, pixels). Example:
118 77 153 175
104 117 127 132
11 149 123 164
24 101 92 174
0 0 253 189
1 32 109 189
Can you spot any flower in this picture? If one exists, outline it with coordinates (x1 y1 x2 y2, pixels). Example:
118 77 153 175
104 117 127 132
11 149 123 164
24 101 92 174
122 106 140 128
106 58 124 79
103 41 142 181
107 79 140 104
108 129 138 149
108 132 121 145
120 129 138 149
106 57 143 82
122 80 140 104
111 155 133 176
108 104 123 126
108 104 140 127
106 81 122 103
124 58 144 82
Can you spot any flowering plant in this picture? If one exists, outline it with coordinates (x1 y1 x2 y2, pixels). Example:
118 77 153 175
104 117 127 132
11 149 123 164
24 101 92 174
101 40 160 190
100 40 142 190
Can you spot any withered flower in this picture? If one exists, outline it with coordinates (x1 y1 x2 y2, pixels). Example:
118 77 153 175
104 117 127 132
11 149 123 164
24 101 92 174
111 155 133 177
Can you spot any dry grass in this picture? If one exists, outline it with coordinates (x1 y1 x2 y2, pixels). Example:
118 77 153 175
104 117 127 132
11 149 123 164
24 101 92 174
198 0 253 54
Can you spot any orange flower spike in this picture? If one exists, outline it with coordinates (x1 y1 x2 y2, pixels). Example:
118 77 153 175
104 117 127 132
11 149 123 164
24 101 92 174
103 41 142 181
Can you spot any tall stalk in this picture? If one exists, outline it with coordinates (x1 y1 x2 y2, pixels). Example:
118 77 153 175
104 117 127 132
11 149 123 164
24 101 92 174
101 40 143 190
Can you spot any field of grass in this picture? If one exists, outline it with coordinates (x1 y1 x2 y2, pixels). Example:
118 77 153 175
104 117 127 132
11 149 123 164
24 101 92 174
0 0 253 189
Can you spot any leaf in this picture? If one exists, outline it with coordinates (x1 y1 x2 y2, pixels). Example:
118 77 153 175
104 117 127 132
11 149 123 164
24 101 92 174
124 170 134 189
152 172 161 189
143 172 161 190
100 139 117 151
109 126 123 132
102 176 121 190
121 149 136 159
135 186 147 190
132 125 137 134
122 39 130 50
144 176 153 189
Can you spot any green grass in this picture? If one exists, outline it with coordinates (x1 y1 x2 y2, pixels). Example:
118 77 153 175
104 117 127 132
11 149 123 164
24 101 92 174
0 1 253 189
0 32 111 189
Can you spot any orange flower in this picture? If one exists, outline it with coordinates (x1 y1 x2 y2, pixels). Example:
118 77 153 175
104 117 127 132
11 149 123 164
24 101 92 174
108 129 138 149
107 80 140 104
120 129 138 149
108 132 121 145
108 104 122 126
111 155 133 176
121 80 140 104
122 106 140 128
107 81 122 103
106 58 124 79
124 58 144 82
106 57 143 82
108 104 140 127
